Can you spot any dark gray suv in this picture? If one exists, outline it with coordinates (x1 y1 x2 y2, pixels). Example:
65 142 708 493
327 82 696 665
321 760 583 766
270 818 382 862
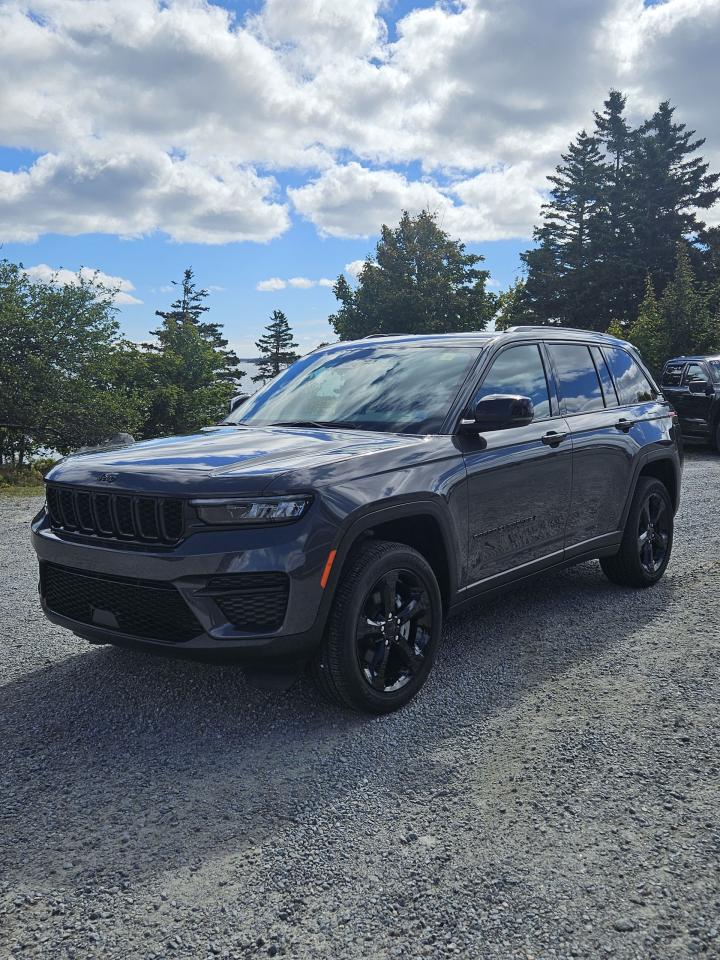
32 327 682 713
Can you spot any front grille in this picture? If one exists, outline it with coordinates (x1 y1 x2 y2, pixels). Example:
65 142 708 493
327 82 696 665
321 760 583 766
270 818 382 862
41 563 203 643
46 485 184 545
207 573 289 632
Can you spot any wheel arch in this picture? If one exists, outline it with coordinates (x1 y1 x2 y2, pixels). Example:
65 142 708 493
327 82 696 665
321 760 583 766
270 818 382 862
320 501 459 621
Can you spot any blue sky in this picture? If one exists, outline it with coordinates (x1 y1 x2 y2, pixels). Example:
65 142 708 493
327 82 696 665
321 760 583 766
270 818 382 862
1 0 717 357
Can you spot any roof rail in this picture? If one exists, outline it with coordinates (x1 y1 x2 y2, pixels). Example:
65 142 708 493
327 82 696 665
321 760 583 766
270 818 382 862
506 325 624 341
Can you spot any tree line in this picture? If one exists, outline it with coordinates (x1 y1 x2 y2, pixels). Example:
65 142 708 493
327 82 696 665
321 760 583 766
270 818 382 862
2 88 718 473
0 265 298 469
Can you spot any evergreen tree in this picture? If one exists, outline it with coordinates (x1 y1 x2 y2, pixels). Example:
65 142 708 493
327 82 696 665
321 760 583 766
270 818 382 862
141 269 242 436
329 210 496 339
495 279 532 330
630 102 720 294
253 310 299 383
593 90 639 324
522 131 607 328
622 244 720 376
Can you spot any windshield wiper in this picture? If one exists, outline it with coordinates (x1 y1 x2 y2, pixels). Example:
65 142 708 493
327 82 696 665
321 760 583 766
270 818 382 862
270 420 361 430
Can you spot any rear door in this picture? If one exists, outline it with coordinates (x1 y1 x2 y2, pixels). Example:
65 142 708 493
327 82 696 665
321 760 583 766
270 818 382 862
545 341 634 554
460 342 573 584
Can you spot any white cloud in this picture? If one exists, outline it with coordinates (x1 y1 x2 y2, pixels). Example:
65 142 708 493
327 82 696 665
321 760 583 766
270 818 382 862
289 161 545 241
0 146 289 244
22 264 142 305
0 0 717 244
344 260 368 281
258 275 335 291
257 277 287 291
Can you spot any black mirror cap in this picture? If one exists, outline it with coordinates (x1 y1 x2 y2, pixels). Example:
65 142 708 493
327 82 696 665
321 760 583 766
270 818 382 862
464 394 535 432
687 380 711 395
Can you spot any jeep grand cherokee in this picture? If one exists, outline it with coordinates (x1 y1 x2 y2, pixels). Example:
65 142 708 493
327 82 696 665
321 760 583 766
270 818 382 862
32 327 682 713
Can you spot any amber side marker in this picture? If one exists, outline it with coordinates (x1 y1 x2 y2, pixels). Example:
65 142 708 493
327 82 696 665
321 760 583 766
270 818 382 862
320 549 337 589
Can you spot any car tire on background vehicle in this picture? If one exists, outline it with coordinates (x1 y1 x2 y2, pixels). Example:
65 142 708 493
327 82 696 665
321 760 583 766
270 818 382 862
600 477 674 588
312 540 443 713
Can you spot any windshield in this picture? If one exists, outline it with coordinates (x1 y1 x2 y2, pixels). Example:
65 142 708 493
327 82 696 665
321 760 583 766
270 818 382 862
226 344 481 434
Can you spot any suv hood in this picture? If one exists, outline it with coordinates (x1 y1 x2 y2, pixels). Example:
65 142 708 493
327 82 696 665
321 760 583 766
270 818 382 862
45 425 433 495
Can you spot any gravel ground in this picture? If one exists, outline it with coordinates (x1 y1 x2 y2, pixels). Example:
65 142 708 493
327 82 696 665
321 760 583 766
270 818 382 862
1 449 719 960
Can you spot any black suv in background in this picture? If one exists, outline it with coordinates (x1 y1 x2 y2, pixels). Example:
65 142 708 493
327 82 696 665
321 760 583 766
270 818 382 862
661 355 720 450
32 328 682 713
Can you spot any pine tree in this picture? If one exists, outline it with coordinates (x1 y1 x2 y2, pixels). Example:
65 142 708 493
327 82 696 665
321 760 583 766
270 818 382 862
593 90 639 325
149 268 239 383
622 245 720 376
253 310 299 383
522 131 607 328
622 277 667 376
630 102 720 294
329 210 496 339
141 269 242 436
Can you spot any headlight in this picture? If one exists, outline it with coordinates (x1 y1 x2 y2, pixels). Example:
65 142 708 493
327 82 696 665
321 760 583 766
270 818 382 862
191 496 311 525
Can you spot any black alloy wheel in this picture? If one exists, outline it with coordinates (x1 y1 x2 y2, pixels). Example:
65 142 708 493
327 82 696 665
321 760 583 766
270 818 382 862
355 569 433 694
600 477 673 587
312 540 443 713
637 490 671 577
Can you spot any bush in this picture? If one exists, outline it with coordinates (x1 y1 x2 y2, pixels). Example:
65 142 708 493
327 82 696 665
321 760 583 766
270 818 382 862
0 458 58 488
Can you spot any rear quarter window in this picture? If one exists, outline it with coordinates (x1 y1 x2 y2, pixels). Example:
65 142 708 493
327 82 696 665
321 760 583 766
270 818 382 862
603 347 658 404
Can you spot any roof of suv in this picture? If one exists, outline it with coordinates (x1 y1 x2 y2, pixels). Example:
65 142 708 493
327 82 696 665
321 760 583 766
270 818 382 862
665 355 720 364
353 326 631 348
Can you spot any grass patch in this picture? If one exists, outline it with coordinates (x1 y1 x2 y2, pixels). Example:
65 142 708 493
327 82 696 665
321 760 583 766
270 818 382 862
0 484 45 498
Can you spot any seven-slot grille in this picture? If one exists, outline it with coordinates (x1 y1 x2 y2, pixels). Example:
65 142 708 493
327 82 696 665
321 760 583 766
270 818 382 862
46 484 184 544
40 562 203 643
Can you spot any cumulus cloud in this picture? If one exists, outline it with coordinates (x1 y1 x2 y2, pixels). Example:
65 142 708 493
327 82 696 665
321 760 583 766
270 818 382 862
22 264 142 304
256 277 287 291
0 146 289 244
257 275 334 291
344 260 368 281
289 161 545 241
0 0 717 245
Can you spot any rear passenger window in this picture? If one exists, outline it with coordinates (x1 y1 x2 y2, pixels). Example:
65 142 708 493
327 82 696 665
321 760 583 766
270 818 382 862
547 344 604 414
662 364 685 386
590 346 618 407
603 347 657 404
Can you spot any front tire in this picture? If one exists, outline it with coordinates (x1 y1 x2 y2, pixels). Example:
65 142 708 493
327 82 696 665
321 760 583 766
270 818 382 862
312 540 442 713
600 477 673 587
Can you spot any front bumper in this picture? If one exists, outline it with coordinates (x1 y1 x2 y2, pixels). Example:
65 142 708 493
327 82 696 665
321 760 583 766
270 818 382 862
31 510 334 665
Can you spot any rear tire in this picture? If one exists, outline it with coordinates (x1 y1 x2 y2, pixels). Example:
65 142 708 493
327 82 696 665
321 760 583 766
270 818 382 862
311 540 442 713
600 477 673 588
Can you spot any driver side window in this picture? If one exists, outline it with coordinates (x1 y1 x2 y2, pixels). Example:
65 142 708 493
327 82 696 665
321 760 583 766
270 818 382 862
474 344 551 420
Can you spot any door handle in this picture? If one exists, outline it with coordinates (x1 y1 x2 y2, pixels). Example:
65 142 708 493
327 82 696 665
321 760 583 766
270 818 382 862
541 430 568 447
615 418 635 432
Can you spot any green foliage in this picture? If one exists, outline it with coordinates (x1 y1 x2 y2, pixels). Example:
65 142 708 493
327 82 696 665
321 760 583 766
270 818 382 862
621 245 720 377
253 310 299 384
495 279 532 331
0 261 146 464
329 210 497 340
140 269 242 437
522 91 720 333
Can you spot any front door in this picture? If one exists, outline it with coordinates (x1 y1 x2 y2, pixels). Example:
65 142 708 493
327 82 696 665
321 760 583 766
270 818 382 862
679 362 714 437
461 342 573 585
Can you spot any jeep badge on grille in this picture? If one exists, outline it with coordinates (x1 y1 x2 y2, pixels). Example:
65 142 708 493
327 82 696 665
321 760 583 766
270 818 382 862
97 473 117 483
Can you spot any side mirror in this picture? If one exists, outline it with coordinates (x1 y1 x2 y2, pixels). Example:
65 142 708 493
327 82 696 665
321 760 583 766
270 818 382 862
229 393 249 413
688 379 711 395
461 394 535 433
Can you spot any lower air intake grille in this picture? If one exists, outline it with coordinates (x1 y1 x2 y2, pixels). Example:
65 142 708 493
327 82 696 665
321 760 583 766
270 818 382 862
41 563 203 643
208 573 290 632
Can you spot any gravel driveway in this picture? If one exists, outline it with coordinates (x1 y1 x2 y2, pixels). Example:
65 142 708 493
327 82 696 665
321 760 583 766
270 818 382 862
2 450 719 960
